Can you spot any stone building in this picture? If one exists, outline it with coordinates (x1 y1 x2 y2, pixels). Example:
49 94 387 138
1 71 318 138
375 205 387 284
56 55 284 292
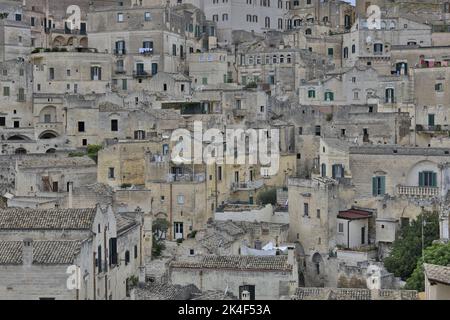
169 252 298 299
0 205 147 300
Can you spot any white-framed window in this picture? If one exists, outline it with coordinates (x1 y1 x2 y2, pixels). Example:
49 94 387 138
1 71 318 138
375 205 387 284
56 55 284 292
117 13 124 22
144 12 151 21
177 195 185 204
338 223 344 233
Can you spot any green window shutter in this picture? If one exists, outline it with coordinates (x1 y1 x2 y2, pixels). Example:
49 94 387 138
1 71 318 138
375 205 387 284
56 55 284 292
372 177 377 196
432 172 437 187
419 172 424 187
380 176 386 195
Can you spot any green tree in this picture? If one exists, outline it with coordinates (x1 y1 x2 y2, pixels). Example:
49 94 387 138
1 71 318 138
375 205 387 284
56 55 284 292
257 188 277 205
152 218 169 258
384 211 439 280
405 242 450 291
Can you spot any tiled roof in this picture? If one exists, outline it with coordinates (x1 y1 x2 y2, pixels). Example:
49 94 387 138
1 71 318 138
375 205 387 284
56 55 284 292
293 288 418 300
215 221 245 237
191 290 237 300
33 240 82 264
0 241 22 264
115 214 138 234
199 233 232 252
424 263 450 285
19 156 95 168
0 208 96 230
338 209 372 220
134 282 200 300
171 255 292 272
0 240 82 265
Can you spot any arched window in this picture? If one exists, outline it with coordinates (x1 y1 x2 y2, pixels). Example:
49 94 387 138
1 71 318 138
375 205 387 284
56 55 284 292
253 15 258 23
272 55 277 64
312 253 323 275
248 56 254 64
305 28 312 35
352 44 356 54
278 18 283 29
278 0 282 8
286 54 292 63
222 13 228 21
265 16 270 28
256 55 261 64
385 88 395 103
279 55 284 63
293 19 302 27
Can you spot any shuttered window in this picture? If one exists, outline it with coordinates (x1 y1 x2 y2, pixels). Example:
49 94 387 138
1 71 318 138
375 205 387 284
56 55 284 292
419 171 437 187
372 176 386 196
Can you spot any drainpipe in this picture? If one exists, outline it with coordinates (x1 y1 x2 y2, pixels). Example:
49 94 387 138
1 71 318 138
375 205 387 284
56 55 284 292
347 220 351 249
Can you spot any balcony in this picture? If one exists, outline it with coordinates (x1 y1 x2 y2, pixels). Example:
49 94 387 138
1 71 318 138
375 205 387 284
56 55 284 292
232 109 248 117
397 185 439 197
166 173 205 183
139 48 153 55
133 70 151 78
416 124 447 132
115 67 126 74
231 179 264 191
114 49 126 56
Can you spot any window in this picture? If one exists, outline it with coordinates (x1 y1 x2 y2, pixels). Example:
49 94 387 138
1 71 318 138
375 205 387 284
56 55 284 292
202 77 208 85
213 14 218 22
115 40 126 55
385 88 395 103
117 13 124 22
298 127 303 135
265 17 270 28
328 48 334 57
352 44 356 54
18 88 25 102
0 117 4 126
15 14 22 21
108 167 115 179
374 43 383 54
428 114 435 127
435 83 443 92
134 245 138 259
217 166 222 180
163 83 167 91
305 28 312 35
181 84 185 92
315 125 321 136
303 203 309 217
316 209 320 218
97 246 102 273
109 238 118 265
78 121 85 132
338 223 344 233
3 87 9 96
125 251 130 265
122 79 128 90
343 47 348 59
144 12 151 21
49 68 55 80
177 195 185 204
324 92 334 101
354 91 359 100
91 66 102 80
14 121 19 128
419 171 437 187
172 44 177 56
82 139 87 146
372 176 386 196
31 17 35 26
134 130 145 140
111 119 118 131
222 14 228 21
308 89 315 98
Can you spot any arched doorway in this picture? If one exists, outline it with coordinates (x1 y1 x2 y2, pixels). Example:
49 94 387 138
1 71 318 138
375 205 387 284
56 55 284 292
15 148 27 154
38 131 58 139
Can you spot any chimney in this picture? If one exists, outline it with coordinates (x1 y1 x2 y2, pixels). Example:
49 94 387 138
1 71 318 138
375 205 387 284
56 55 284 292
68 181 73 208
22 239 33 266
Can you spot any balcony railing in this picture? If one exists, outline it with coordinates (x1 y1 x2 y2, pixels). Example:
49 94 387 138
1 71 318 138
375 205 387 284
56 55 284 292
133 70 151 78
167 173 205 183
397 185 439 197
231 179 264 191
115 67 126 74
